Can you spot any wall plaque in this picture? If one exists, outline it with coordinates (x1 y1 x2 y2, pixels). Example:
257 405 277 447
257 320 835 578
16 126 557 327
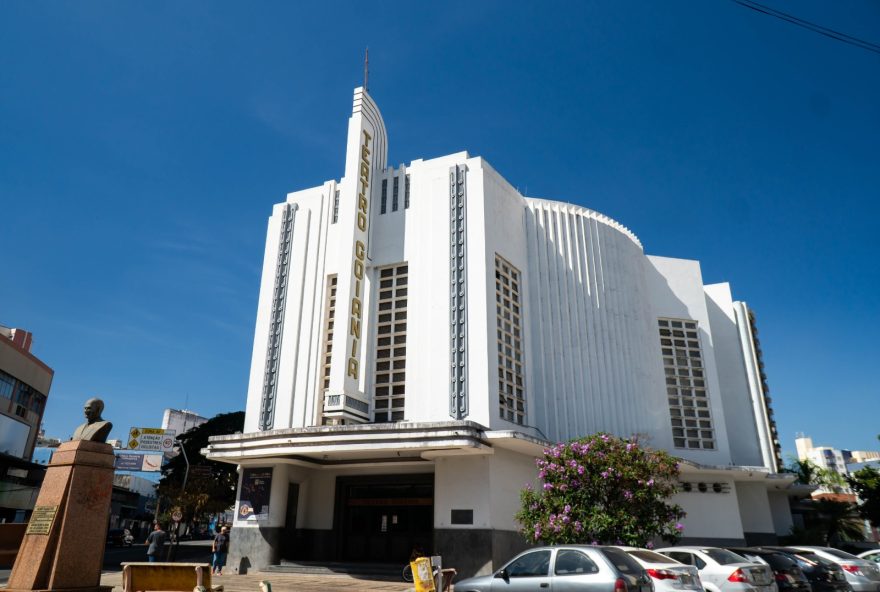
26 505 59 535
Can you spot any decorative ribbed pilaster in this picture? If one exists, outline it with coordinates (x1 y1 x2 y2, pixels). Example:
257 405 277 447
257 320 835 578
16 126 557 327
259 203 297 431
449 165 468 419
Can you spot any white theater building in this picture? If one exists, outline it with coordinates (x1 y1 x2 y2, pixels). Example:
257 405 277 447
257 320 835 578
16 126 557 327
204 87 797 576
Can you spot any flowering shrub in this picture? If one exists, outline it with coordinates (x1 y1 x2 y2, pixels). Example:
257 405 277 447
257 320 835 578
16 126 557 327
516 433 686 546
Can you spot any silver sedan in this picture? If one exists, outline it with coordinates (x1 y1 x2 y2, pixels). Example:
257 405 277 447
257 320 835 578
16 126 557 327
454 545 655 592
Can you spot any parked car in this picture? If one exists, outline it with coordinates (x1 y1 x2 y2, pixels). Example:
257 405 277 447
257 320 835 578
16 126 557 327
787 547 880 592
657 546 777 592
613 546 703 592
763 547 851 592
858 551 880 565
453 545 655 592
725 548 811 592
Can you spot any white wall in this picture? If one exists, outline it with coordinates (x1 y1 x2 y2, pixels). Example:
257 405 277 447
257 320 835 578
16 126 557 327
435 455 492 529
735 482 775 534
768 490 794 536
703 284 764 467
645 256 732 465
672 482 744 540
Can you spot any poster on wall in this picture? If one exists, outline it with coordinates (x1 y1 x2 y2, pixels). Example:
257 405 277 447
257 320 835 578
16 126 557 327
238 467 272 521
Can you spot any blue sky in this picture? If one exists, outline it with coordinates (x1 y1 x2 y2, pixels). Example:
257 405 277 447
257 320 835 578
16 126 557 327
1 1 878 459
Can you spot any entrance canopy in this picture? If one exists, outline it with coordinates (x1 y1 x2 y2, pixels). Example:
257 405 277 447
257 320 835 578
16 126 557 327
202 420 549 468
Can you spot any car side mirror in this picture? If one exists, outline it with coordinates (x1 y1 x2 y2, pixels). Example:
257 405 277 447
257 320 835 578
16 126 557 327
496 568 509 580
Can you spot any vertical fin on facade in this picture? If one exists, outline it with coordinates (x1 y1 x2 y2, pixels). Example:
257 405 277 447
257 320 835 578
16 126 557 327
259 203 297 431
449 165 468 418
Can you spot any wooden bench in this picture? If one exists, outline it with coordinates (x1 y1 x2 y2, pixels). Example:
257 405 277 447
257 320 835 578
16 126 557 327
120 562 212 592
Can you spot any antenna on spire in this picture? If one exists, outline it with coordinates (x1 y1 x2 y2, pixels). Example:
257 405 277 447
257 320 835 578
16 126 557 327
364 47 369 92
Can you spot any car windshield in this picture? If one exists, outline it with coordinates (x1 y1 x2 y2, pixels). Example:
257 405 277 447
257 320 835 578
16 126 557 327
629 550 680 564
737 552 794 570
822 549 861 561
703 549 749 565
795 552 836 568
602 548 646 574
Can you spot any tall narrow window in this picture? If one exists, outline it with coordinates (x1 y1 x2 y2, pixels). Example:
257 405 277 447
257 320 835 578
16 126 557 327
0 370 15 398
373 264 408 422
405 174 411 209
320 276 338 392
332 189 339 224
381 179 388 214
658 318 715 450
392 176 400 212
496 255 525 425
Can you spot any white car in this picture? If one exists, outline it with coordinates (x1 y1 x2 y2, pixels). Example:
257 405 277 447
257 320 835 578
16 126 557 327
657 546 777 592
613 546 703 592
788 546 880 592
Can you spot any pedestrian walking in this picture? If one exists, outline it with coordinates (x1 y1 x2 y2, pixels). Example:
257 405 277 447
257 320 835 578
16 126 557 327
212 526 229 575
145 523 167 563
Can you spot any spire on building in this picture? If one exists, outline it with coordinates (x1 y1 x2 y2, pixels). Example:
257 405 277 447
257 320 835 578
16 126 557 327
364 47 369 92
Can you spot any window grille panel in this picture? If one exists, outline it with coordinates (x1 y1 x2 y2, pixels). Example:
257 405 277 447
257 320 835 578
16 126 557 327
658 318 715 450
496 255 525 425
373 264 408 422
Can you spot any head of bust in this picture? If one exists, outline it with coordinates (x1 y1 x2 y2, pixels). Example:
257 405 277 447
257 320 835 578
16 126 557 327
83 398 104 424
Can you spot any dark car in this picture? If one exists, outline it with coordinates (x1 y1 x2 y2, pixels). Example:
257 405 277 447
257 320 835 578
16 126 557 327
454 545 654 592
765 547 852 592
105 529 132 547
726 548 811 592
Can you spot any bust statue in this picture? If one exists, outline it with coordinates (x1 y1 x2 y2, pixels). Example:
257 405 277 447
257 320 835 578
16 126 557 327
71 397 113 443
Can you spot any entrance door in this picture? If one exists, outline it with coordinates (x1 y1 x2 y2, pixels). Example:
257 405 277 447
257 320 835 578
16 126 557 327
337 474 433 562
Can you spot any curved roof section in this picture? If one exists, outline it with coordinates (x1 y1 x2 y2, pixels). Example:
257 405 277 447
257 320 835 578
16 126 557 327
525 197 643 250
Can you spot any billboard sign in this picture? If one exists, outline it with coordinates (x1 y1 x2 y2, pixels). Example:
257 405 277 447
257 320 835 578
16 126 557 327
237 467 272 521
115 452 164 472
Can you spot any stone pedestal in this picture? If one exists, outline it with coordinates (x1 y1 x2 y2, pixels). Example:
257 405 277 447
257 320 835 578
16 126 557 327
4 440 115 592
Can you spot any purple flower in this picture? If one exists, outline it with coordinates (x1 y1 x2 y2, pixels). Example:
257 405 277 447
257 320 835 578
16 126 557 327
543 482 554 491
675 523 684 531
564 504 571 514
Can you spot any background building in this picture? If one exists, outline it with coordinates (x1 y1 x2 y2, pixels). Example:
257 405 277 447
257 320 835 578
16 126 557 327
205 87 797 577
0 326 52 461
794 434 880 495
0 326 53 522
162 408 208 438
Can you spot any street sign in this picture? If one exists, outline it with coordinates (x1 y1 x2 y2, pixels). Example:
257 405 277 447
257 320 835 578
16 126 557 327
189 465 212 478
128 427 175 452
171 508 183 522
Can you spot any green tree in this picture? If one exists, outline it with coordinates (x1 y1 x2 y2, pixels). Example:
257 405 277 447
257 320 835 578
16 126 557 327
847 465 880 528
787 457 847 491
812 498 865 544
516 433 685 547
158 411 244 522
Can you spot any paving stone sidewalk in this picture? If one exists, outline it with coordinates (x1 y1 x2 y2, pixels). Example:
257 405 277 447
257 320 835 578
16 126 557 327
99 570 419 592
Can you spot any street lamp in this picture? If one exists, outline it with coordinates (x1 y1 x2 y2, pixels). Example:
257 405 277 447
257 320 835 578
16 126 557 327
176 439 190 493
167 439 190 561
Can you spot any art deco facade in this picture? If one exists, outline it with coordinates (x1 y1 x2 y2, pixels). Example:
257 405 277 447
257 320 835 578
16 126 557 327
205 88 795 577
